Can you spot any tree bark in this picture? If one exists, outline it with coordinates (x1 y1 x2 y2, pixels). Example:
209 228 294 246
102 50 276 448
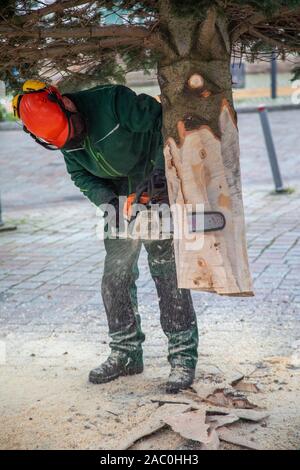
157 2 253 296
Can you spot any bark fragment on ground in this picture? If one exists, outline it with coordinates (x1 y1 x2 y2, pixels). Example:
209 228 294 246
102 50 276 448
119 372 267 450
123 398 266 450
117 403 192 450
189 375 261 409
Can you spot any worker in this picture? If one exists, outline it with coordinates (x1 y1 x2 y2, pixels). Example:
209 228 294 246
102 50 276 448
13 80 198 393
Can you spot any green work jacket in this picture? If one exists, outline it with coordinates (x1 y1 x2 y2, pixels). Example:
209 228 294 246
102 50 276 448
61 84 164 207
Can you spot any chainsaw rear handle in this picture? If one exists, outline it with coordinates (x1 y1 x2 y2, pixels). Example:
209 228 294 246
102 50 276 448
124 192 150 220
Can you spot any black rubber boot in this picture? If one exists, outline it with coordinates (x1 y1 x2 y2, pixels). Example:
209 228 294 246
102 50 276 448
89 350 143 384
166 365 195 394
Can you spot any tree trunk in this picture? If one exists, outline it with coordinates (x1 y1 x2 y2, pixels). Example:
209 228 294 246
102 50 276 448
157 2 253 296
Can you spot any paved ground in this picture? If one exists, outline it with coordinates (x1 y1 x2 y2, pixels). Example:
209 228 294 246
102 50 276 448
0 109 300 450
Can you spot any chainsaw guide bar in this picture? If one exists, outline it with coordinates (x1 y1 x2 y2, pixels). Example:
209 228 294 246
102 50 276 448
186 211 226 233
129 208 226 234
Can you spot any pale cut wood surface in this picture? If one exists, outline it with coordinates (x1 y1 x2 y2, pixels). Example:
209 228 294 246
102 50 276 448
164 99 253 296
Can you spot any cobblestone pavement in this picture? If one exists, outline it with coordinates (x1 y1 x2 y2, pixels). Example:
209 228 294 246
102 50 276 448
0 109 300 450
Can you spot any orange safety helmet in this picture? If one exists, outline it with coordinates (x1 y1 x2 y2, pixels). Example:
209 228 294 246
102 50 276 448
13 81 70 149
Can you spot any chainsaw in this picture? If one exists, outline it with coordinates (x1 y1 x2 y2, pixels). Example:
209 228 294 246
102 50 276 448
123 192 226 234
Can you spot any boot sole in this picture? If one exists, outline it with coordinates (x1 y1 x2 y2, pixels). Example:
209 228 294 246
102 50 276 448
89 365 144 385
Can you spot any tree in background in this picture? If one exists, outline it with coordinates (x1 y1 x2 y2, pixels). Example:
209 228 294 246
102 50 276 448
1 1 299 90
1 0 299 295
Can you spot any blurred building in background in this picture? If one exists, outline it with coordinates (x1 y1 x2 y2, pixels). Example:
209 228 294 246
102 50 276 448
0 81 4 98
126 55 299 87
0 55 299 116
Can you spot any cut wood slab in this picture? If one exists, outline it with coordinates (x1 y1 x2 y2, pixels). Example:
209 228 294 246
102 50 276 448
117 403 192 450
164 99 253 295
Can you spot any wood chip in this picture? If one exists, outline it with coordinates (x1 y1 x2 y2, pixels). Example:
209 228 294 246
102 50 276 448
233 380 260 393
206 413 239 429
264 356 290 365
200 428 220 450
192 381 228 400
205 390 258 409
229 372 245 386
232 409 269 422
163 408 210 445
150 399 193 406
150 396 203 410
217 427 262 450
206 406 268 422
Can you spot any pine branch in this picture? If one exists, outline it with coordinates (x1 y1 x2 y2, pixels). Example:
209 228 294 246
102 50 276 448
249 27 300 52
11 37 145 59
1 0 300 87
0 24 152 40
230 12 266 44
13 0 91 25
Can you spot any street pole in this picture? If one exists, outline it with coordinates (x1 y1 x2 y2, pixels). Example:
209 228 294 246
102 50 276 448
271 51 277 99
0 194 3 227
258 105 286 193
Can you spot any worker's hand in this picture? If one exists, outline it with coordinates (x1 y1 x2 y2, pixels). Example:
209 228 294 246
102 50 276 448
147 168 169 203
135 169 169 205
124 169 169 223
124 192 150 221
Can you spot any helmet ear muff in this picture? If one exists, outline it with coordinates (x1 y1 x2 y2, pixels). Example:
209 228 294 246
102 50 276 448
12 94 23 118
47 90 72 116
22 80 47 93
12 81 54 118
47 91 59 103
